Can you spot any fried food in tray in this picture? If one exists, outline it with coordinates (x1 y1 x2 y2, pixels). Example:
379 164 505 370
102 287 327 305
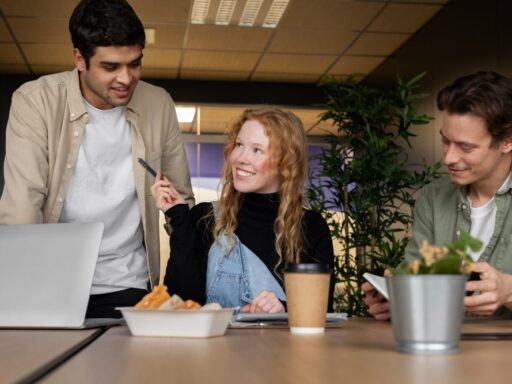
135 285 171 309
135 285 221 310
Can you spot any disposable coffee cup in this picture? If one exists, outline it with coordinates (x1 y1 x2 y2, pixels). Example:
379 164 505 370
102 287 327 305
284 263 330 334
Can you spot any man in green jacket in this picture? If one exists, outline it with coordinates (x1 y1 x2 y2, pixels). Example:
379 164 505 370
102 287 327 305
364 71 512 319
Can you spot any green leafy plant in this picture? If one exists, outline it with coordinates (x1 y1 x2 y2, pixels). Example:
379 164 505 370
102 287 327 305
307 73 443 316
394 231 482 275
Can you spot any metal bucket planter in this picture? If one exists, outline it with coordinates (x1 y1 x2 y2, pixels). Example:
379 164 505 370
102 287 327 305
386 275 467 355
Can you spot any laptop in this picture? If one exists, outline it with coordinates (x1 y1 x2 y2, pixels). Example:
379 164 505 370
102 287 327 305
0 222 123 329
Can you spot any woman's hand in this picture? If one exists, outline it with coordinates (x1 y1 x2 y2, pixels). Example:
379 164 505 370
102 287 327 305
240 290 285 314
150 171 186 212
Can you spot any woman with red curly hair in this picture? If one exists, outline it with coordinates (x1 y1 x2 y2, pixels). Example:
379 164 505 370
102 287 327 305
152 108 334 313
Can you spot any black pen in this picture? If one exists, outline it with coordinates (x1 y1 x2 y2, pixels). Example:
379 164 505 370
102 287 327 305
137 157 157 178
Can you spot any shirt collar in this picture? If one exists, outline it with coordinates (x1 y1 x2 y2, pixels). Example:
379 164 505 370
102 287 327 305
458 171 512 198
66 68 142 121
67 68 87 122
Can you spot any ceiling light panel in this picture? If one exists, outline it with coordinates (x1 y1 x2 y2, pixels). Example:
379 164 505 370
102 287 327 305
215 0 238 26
191 0 211 24
176 106 197 123
239 0 264 27
263 0 289 28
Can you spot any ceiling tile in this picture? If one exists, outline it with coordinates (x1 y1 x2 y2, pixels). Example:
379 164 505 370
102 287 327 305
293 109 324 122
130 0 190 24
328 56 386 75
143 48 181 68
142 68 178 79
180 70 250 81
7 17 69 44
268 29 358 55
368 3 443 33
346 32 411 56
0 42 25 63
182 51 260 71
186 25 272 52
251 72 320 83
198 106 244 134
145 25 186 49
0 18 12 42
0 0 75 17
280 0 385 30
255 53 336 74
201 106 244 122
22 43 73 65
0 63 30 73
0 0 449 82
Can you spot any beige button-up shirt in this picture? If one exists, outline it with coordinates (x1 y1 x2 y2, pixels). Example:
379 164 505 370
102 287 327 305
0 69 194 287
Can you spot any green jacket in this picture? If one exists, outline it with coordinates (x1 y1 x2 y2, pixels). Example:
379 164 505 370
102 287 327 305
405 176 512 317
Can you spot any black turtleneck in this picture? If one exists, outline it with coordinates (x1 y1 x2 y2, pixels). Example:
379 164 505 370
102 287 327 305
163 193 335 310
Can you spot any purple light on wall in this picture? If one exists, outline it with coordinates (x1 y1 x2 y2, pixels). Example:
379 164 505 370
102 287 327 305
185 143 224 178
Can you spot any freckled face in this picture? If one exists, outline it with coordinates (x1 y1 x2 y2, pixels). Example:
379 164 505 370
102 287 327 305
229 120 280 194
74 45 142 110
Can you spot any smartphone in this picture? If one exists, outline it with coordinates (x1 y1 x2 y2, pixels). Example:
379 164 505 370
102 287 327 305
137 157 157 178
363 272 389 300
465 271 480 296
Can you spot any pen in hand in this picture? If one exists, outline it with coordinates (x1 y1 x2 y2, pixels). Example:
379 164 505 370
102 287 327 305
137 157 158 178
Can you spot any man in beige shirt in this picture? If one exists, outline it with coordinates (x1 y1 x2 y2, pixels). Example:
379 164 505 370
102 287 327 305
0 0 194 317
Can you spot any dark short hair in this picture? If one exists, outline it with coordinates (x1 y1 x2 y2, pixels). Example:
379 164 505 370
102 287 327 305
69 0 146 67
437 71 512 144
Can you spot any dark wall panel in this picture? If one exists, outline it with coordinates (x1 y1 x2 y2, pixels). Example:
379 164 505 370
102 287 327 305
365 0 512 168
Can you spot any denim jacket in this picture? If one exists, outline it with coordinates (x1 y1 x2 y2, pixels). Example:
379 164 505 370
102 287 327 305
404 176 512 316
205 203 286 308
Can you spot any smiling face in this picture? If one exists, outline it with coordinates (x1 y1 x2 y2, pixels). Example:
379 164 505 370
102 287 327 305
229 119 281 194
441 111 512 190
73 45 142 110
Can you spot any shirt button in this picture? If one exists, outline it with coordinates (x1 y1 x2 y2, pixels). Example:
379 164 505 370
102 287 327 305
73 131 79 137
66 164 72 169
71 113 75 118
461 203 467 209
57 198 63 203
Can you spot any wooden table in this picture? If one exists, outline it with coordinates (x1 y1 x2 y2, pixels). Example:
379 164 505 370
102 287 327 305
41 318 512 384
0 327 105 384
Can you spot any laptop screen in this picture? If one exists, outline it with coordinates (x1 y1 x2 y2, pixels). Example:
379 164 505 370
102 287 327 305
0 223 104 328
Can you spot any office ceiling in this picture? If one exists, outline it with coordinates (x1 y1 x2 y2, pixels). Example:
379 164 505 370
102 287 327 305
0 0 448 81
0 0 448 136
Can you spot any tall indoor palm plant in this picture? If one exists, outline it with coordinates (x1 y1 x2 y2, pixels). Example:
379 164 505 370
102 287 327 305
307 73 442 316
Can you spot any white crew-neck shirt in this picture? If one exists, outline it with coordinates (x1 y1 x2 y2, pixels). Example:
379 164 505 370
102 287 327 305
468 173 511 261
60 100 148 294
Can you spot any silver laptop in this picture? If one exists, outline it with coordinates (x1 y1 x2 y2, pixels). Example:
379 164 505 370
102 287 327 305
0 223 122 328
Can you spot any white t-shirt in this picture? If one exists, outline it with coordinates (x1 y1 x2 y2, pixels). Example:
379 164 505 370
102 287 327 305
468 173 512 261
468 197 495 261
60 101 148 294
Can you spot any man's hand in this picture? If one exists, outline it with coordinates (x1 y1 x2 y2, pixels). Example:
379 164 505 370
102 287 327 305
362 269 391 321
240 290 285 314
464 262 512 315
362 282 390 320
